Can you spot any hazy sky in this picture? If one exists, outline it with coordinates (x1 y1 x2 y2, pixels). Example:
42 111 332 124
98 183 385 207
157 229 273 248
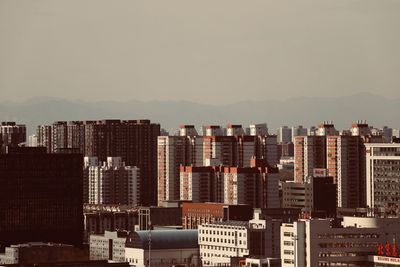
1 0 400 104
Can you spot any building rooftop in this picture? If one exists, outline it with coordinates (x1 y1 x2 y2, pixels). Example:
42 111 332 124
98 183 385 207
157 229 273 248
125 230 198 250
204 221 249 227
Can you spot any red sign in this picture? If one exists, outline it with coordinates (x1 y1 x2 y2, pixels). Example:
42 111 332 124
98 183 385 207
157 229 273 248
377 242 398 258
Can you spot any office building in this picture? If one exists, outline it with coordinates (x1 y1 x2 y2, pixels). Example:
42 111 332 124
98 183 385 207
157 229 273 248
199 210 281 267
137 206 182 231
368 255 400 266
281 216 400 267
282 174 336 216
182 202 253 229
0 147 83 247
366 143 400 216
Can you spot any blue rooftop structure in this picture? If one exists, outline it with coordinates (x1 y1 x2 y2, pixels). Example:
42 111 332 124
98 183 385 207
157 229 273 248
125 230 198 250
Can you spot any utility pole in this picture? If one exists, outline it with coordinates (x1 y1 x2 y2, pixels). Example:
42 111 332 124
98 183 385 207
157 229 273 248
148 215 152 267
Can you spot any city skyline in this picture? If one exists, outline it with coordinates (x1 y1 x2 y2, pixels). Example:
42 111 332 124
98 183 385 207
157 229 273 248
1 0 400 104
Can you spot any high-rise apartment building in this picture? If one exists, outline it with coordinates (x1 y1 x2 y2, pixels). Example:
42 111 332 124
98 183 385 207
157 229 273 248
315 121 339 136
291 125 307 141
326 135 366 208
157 136 188 205
157 127 205 205
294 136 326 183
203 125 224 136
0 147 83 247
180 166 223 203
277 126 292 144
86 157 140 206
366 143 400 216
226 124 245 136
0 122 26 151
51 121 69 152
249 123 268 136
37 119 160 205
36 124 52 153
223 166 280 209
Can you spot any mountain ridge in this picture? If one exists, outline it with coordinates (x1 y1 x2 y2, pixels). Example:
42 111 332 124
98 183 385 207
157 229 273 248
0 92 398 134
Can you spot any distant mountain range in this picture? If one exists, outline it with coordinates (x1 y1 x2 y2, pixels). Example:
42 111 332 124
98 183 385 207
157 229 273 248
0 92 399 135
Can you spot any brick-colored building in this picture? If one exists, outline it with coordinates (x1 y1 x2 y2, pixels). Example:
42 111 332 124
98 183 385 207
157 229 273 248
182 202 253 229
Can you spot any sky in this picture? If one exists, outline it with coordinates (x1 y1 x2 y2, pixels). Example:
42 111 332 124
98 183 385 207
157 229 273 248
0 0 400 105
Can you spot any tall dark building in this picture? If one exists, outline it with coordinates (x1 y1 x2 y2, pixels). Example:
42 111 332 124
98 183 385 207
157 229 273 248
37 119 160 206
0 147 83 248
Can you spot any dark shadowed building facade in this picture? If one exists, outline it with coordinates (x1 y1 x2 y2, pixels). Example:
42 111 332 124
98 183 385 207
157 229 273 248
0 147 83 248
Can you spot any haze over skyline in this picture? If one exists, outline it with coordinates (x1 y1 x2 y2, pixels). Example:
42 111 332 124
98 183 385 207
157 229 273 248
1 0 400 104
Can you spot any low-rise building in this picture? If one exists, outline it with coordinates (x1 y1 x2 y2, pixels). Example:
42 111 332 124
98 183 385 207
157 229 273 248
83 204 138 242
244 257 281 267
89 231 127 262
199 210 281 267
0 243 88 265
125 230 199 267
182 202 253 229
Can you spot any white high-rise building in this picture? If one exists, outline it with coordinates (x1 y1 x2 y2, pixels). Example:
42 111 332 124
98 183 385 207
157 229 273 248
281 216 400 267
86 157 140 206
366 143 400 216
28 135 38 147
